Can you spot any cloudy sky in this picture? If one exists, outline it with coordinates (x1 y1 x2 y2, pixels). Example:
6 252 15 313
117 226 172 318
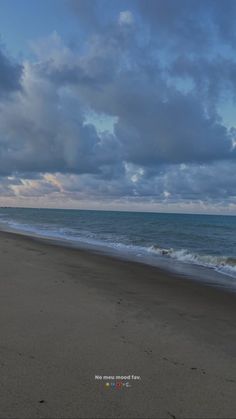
0 0 236 214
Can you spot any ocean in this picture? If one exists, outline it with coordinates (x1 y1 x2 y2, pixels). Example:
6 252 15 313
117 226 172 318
0 207 236 288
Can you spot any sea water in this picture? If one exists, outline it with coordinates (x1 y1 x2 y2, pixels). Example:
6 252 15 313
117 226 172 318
0 207 236 289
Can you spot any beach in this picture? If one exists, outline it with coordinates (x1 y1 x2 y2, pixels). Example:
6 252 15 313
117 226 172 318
0 229 236 419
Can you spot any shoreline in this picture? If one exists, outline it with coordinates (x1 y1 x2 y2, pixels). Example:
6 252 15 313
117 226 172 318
1 224 235 294
0 229 236 418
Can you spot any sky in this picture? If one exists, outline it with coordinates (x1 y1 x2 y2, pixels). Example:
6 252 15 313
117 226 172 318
0 0 236 214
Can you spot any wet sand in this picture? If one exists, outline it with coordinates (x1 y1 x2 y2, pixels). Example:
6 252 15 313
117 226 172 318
0 229 236 418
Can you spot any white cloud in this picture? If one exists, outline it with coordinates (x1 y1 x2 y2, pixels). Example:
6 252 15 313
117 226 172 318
118 11 134 26
0 2 236 212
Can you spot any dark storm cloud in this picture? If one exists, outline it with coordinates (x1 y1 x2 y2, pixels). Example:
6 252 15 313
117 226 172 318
57 50 234 167
0 46 22 94
50 160 236 206
114 91 234 165
136 0 236 50
63 2 236 167
136 0 211 52
169 55 236 107
0 76 121 176
0 1 236 207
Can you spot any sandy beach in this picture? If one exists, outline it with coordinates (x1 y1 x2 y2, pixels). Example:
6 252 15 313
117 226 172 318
0 229 236 418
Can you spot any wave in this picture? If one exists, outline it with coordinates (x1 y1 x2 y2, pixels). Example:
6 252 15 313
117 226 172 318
149 245 236 278
1 215 236 280
0 218 148 253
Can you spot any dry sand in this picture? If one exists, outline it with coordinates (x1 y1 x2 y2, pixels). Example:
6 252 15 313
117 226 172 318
0 230 236 418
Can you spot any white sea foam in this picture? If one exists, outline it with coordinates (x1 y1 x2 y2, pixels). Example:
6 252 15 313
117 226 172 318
1 214 236 281
149 245 236 278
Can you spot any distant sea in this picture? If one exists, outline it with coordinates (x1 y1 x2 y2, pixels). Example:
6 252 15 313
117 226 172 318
0 207 236 289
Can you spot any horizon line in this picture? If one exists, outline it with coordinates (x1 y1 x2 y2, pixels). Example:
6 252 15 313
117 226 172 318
0 206 236 217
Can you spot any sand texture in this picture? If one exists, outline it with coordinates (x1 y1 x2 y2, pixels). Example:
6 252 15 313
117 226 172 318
0 230 236 418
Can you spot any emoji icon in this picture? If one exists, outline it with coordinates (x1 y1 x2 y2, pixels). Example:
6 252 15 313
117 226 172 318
105 382 110 388
124 382 131 387
116 381 122 389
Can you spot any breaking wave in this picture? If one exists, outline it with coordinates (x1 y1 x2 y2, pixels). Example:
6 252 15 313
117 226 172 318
0 208 236 282
149 245 236 278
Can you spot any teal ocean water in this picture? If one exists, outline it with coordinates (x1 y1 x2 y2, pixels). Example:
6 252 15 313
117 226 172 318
0 208 236 287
